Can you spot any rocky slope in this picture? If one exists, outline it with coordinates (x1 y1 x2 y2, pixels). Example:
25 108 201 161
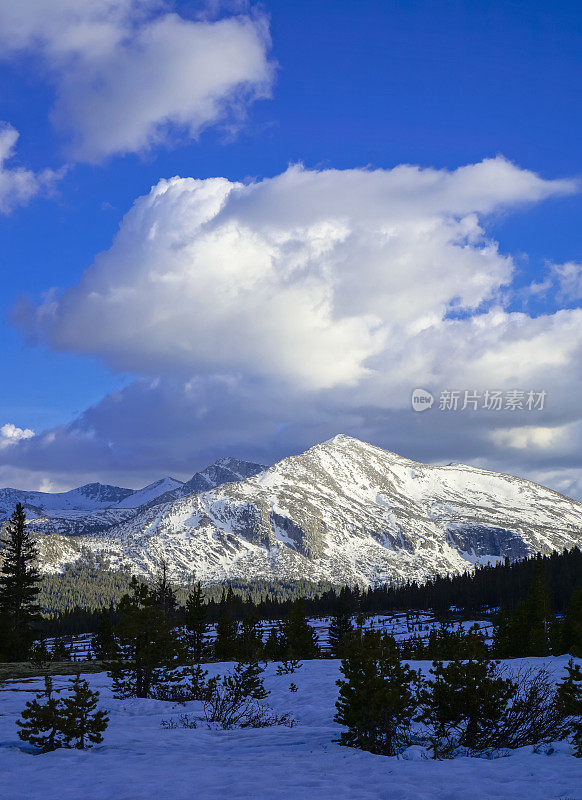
19 435 582 586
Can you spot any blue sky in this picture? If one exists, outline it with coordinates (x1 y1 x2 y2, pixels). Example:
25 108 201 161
0 0 581 493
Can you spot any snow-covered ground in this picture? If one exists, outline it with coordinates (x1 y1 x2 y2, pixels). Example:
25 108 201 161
0 656 580 800
48 611 495 659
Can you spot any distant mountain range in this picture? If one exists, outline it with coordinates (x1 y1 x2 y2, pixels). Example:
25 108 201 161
1 436 581 585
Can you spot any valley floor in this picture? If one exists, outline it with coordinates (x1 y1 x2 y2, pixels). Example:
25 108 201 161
0 657 580 800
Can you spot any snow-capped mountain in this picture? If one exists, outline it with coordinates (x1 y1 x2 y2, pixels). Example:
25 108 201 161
20 435 582 586
0 482 135 519
0 458 266 539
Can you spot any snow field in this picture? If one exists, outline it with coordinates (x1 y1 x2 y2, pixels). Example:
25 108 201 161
0 656 580 800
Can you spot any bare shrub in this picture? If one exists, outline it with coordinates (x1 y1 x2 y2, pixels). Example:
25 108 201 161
161 714 198 729
480 666 572 752
203 686 295 729
276 660 303 675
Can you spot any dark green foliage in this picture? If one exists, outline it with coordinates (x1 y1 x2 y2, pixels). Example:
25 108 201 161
493 568 552 657
223 661 269 701
400 623 488 661
39 557 136 616
263 626 284 660
276 659 303 675
417 658 515 757
557 659 582 757
17 676 62 752
0 504 41 660
150 558 178 619
334 631 418 755
184 582 207 661
108 578 183 698
59 674 109 749
214 615 238 660
92 611 119 660
280 600 319 659
187 663 216 701
328 603 354 656
51 637 71 661
235 617 264 662
29 639 51 669
554 589 582 657
17 674 108 753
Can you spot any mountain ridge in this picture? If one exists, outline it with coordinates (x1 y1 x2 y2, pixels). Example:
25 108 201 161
7 435 579 587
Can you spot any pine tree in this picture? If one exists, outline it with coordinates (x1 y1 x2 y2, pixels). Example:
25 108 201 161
417 658 515 757
334 631 417 756
109 578 182 698
214 615 238 661
184 663 214 701
280 600 319 660
493 566 552 657
328 603 353 656
150 557 178 619
51 637 71 661
184 582 207 662
92 611 119 661
557 659 582 757
235 616 264 662
263 625 284 661
0 504 41 660
17 676 62 753
561 589 582 658
60 674 109 749
223 661 269 702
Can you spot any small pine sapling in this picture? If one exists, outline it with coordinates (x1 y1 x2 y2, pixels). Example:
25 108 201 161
60 674 109 750
17 676 63 753
557 659 582 757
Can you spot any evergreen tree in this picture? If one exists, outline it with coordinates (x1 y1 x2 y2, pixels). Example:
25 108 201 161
60 674 109 749
417 658 515 757
150 557 178 619
214 615 238 661
493 566 552 657
184 582 207 662
334 631 417 755
557 659 582 757
92 611 119 661
235 616 264 662
223 661 269 702
263 626 284 661
560 589 582 658
183 663 215 701
51 637 71 661
328 603 353 656
280 600 319 659
0 504 41 660
29 638 51 669
17 676 62 753
109 578 182 698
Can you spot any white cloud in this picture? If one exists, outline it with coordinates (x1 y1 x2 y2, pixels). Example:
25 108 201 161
0 124 56 213
6 158 582 496
551 261 582 301
15 158 577 391
0 1 274 162
0 423 35 449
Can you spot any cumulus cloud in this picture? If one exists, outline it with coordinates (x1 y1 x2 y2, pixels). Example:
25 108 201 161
0 1 274 162
14 158 577 390
6 158 582 496
0 124 56 213
0 423 35 449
